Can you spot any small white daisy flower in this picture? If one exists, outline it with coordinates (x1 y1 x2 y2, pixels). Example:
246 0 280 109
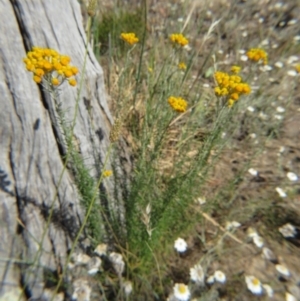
245 275 262 295
274 61 284 68
286 292 297 301
262 284 274 297
240 55 248 62
287 172 298 181
109 252 125 276
123 280 133 296
287 55 298 64
275 264 290 277
287 70 298 77
72 279 92 301
173 283 191 301
247 227 259 238
262 247 276 262
94 243 107 257
288 19 298 26
258 17 264 23
259 112 268 120
190 264 205 284
247 106 255 112
174 238 188 253
253 236 264 248
206 275 215 284
72 253 91 265
260 39 269 46
275 187 287 198
87 257 102 275
259 65 272 72
274 114 283 120
279 223 297 238
203 83 210 88
195 197 206 205
249 133 257 139
226 221 241 231
294 35 300 42
276 106 285 113
248 168 258 176
214 270 226 283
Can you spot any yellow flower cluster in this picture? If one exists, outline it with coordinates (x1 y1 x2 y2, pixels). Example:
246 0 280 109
246 48 268 65
120 33 139 45
295 64 300 73
231 65 241 74
23 47 78 86
178 62 187 70
214 71 251 107
168 96 187 113
103 170 112 178
170 33 189 47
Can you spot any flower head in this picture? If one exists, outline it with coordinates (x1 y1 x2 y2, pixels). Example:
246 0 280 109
245 275 262 295
173 283 191 301
262 284 273 297
190 264 205 284
174 238 188 253
103 170 113 178
23 47 78 87
170 33 189 47
168 96 188 113
87 257 102 275
246 48 268 65
275 187 287 198
225 221 241 231
287 172 298 181
253 235 264 248
214 71 251 107
120 33 139 45
214 270 226 283
286 292 297 301
178 62 187 70
109 252 125 276
279 223 297 238
275 264 290 277
94 243 108 256
231 65 241 74
123 280 133 296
